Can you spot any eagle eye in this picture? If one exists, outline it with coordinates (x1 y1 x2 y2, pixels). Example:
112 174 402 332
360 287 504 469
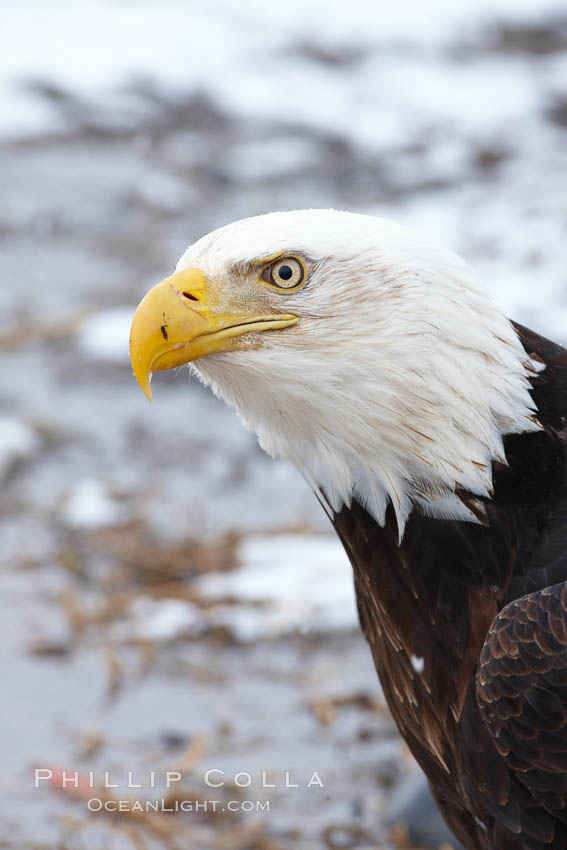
261 257 305 290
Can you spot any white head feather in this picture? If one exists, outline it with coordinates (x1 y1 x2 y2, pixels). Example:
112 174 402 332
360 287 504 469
176 209 542 538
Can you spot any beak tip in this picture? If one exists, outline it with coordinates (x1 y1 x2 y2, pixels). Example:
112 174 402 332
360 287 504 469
130 359 153 402
136 372 153 403
129 333 153 401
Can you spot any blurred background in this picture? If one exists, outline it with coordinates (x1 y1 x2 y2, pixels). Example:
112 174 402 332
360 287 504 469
1 1 567 848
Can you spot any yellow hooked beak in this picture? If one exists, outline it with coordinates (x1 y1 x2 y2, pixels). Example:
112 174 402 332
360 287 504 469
129 268 298 401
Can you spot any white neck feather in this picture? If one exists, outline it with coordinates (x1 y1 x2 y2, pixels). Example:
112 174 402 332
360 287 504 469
187 213 543 539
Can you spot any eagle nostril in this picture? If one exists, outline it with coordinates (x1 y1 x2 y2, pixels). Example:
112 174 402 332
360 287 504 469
183 292 199 302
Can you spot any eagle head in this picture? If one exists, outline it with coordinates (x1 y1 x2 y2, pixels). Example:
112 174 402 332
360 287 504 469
130 209 541 536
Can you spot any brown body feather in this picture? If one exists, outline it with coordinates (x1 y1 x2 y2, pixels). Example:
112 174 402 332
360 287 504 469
332 324 567 849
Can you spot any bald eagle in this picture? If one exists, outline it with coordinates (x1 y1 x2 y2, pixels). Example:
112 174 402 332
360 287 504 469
130 210 567 850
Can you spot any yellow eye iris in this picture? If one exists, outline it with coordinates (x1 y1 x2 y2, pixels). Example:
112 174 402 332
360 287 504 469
261 257 305 291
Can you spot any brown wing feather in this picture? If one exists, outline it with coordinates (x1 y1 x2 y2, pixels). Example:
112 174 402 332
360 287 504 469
477 583 567 841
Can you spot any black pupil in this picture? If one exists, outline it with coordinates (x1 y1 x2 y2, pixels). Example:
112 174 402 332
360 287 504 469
278 264 293 281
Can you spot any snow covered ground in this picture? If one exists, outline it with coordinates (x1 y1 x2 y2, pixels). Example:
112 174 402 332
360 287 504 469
1 1 566 847
3 0 567 138
197 535 358 639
